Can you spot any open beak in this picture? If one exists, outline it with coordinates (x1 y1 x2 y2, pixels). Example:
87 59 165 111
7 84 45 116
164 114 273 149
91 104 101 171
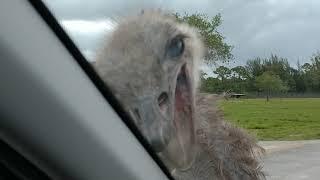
169 64 196 169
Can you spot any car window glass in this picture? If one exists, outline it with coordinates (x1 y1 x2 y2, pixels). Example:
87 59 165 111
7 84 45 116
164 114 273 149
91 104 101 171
42 1 320 179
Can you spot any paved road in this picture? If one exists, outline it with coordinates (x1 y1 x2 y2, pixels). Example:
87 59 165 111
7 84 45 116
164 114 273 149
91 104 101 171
261 140 320 180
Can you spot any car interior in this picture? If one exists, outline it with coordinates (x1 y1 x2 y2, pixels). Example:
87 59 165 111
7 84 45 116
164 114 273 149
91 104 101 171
0 0 171 179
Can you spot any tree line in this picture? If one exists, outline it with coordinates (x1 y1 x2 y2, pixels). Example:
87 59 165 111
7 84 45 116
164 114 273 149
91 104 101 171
200 53 320 97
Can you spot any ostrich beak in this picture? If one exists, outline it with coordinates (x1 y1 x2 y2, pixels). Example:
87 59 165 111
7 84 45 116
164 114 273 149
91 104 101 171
132 96 174 153
129 64 196 169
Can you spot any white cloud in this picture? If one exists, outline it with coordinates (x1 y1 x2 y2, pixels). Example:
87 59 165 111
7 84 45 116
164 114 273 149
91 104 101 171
61 19 117 35
58 19 118 62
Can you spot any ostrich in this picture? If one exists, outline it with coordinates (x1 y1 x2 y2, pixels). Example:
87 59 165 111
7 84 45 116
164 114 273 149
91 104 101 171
94 10 265 180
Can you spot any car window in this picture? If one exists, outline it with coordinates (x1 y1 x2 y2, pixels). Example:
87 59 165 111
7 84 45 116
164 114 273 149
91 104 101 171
42 1 320 179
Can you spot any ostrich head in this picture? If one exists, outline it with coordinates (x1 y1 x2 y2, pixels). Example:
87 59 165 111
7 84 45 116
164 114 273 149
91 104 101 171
95 10 204 169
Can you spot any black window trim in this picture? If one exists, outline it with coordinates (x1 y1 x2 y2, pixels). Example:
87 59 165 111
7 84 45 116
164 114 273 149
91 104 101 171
0 138 51 180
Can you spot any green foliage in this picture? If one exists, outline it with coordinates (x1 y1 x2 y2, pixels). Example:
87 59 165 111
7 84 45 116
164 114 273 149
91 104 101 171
231 66 248 79
302 62 312 72
200 77 223 93
246 57 263 78
174 13 233 64
214 66 231 81
220 98 320 140
255 72 288 101
200 52 320 95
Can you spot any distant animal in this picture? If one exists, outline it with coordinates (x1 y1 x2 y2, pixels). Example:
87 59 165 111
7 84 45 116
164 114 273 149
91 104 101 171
94 10 265 180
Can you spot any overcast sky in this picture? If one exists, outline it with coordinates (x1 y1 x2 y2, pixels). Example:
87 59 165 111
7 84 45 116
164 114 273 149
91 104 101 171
44 0 320 68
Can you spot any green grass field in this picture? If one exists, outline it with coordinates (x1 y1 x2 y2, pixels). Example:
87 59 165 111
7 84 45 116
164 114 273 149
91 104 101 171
220 98 320 141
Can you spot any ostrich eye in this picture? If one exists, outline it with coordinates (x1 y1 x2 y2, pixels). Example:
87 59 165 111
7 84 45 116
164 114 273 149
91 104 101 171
167 36 185 58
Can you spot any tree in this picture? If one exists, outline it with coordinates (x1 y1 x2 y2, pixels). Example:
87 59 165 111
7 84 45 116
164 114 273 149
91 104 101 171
302 63 312 72
213 66 231 82
231 66 248 80
255 72 288 101
311 52 320 70
245 55 298 92
301 52 320 91
175 13 233 64
246 57 264 78
291 68 306 92
200 77 223 93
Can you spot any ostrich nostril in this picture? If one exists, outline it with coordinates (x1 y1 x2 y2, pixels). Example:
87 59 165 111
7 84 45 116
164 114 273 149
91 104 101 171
158 92 169 108
158 92 170 118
